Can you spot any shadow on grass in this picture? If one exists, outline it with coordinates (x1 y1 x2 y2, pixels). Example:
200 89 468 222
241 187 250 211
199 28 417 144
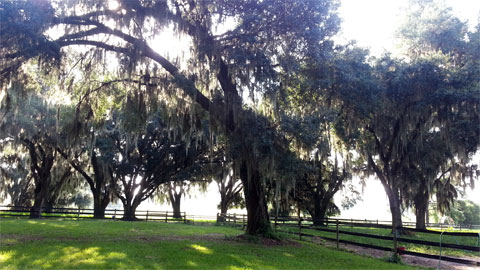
0 240 261 270
0 219 417 269
0 238 419 270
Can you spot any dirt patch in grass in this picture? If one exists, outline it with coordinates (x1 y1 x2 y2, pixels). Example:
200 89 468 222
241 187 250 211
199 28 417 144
0 234 44 243
311 236 479 270
231 234 302 247
132 233 227 242
0 232 229 244
2 231 302 247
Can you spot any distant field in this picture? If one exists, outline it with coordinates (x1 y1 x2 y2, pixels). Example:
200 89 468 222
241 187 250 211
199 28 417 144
0 218 420 269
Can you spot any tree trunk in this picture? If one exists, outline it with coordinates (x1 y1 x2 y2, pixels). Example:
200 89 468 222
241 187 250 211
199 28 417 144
240 160 271 235
312 198 329 226
171 198 182 218
92 192 107 219
220 200 228 215
425 201 429 227
26 141 55 219
414 191 429 230
415 203 427 230
380 180 404 232
217 199 228 222
30 179 48 218
122 203 139 221
387 191 403 232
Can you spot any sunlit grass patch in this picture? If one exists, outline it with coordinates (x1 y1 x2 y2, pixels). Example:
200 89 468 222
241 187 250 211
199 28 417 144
0 218 420 269
190 244 213 254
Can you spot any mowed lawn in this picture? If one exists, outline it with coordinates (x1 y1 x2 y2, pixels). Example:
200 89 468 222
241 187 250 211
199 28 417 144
278 224 480 258
0 218 419 270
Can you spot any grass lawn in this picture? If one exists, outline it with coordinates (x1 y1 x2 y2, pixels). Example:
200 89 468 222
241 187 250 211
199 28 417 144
277 224 480 258
0 218 421 269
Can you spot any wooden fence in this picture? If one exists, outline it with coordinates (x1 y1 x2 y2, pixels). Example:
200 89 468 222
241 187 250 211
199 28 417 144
218 213 480 267
0 205 187 223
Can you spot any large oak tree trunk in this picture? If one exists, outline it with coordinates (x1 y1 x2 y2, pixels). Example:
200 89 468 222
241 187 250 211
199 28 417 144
312 197 330 226
385 188 403 232
414 190 429 230
27 141 55 219
216 198 228 222
220 200 228 215
240 160 271 235
92 191 109 219
30 180 48 218
122 202 139 221
171 197 182 218
378 177 404 232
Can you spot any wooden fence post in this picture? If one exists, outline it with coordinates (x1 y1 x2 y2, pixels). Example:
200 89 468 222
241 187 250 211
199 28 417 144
298 217 302 241
184 212 187 224
233 213 236 226
114 209 117 219
165 211 168 223
146 210 149 221
275 215 278 232
77 207 81 218
336 219 339 249
351 218 353 228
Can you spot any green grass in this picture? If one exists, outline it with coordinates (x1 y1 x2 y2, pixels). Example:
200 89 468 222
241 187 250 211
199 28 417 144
277 224 480 258
0 218 420 269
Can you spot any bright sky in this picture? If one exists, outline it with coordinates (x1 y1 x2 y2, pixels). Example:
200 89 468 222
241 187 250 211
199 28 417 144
337 0 480 57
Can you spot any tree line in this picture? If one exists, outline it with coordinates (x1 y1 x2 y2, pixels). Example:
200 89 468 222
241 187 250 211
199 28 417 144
0 0 478 235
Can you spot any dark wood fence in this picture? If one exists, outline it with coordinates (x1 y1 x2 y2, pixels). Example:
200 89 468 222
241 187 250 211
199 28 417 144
218 213 480 267
0 205 187 223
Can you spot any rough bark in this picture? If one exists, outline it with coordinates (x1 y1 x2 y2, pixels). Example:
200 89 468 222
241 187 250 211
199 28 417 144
219 200 228 216
26 140 55 219
30 183 48 218
240 160 271 235
92 191 109 219
90 153 111 219
383 184 404 232
171 199 182 218
414 189 429 230
313 197 330 226
122 202 140 221
216 198 229 222
368 155 404 232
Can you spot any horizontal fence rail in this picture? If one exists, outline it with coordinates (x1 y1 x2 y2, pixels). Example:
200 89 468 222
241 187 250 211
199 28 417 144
0 205 187 223
277 229 480 267
218 213 480 267
301 225 480 252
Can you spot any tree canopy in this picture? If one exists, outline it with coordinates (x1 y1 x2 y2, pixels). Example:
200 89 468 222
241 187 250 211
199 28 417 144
0 0 478 234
